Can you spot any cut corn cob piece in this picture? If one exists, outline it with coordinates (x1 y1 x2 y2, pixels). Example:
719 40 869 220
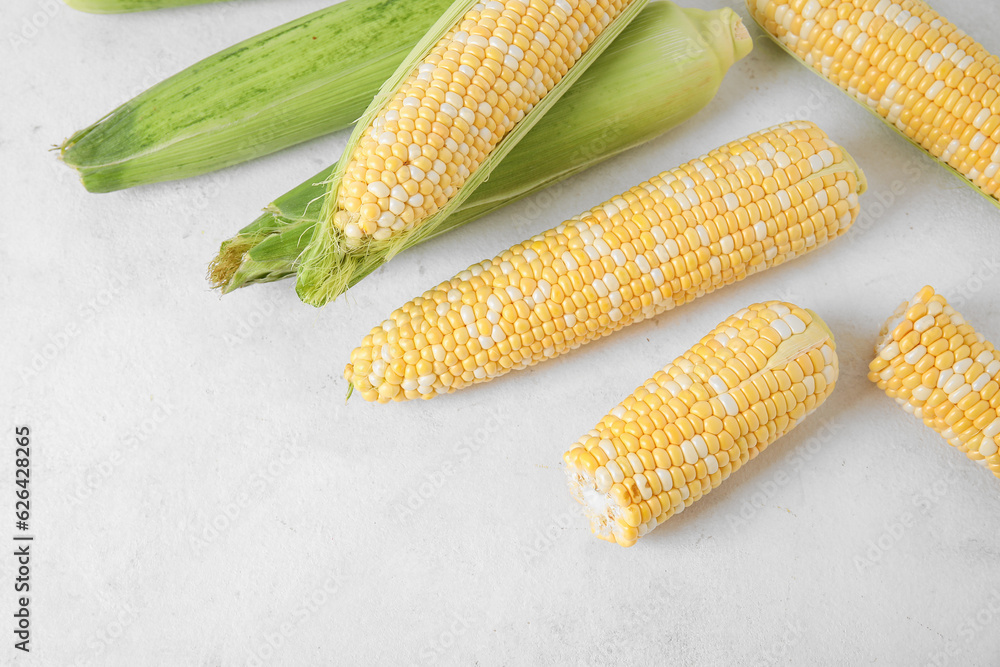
296 0 651 306
344 121 865 403
61 0 454 192
869 286 1000 479
565 302 838 546
748 0 1000 204
209 3 754 293
64 0 226 12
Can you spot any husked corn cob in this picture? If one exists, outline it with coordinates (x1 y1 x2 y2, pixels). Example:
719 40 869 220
210 3 754 293
748 0 1000 203
298 0 651 305
869 286 1000 479
565 302 838 546
344 121 865 403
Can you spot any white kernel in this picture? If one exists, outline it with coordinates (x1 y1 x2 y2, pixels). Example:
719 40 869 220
680 440 699 464
878 341 899 361
980 437 999 457
785 314 806 334
692 435 708 458
948 384 972 403
943 373 965 394
754 221 768 242
777 190 792 211
368 181 390 198
772 320 792 339
714 393 736 417
904 345 927 365
709 375 728 395
937 368 954 389
982 418 1000 439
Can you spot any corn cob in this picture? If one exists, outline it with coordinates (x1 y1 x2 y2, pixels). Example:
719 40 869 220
60 0 454 192
565 302 838 546
209 2 754 294
748 0 1000 204
296 0 651 306
64 0 225 12
344 121 865 403
869 286 1000 479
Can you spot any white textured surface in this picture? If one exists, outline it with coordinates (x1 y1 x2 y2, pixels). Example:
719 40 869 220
3 0 1000 664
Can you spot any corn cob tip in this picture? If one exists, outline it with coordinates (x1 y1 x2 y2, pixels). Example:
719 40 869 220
724 9 754 63
749 0 1000 206
565 301 839 546
207 240 253 292
869 286 1000 479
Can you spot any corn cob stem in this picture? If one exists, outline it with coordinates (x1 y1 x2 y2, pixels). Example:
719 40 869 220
209 3 754 293
869 286 1000 479
63 0 227 12
295 0 651 307
60 0 454 191
565 302 838 546
748 0 1000 206
344 121 865 403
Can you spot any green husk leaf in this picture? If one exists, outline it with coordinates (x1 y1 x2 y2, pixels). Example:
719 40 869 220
210 3 753 294
293 0 654 307
63 0 229 12
60 0 453 191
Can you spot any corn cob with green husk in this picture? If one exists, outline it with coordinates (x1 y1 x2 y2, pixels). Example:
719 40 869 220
565 301 838 546
344 122 865 403
747 0 1000 206
294 0 653 306
209 2 754 294
60 0 455 191
63 0 226 12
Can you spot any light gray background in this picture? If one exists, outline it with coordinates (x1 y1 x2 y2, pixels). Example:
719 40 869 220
3 0 1000 664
